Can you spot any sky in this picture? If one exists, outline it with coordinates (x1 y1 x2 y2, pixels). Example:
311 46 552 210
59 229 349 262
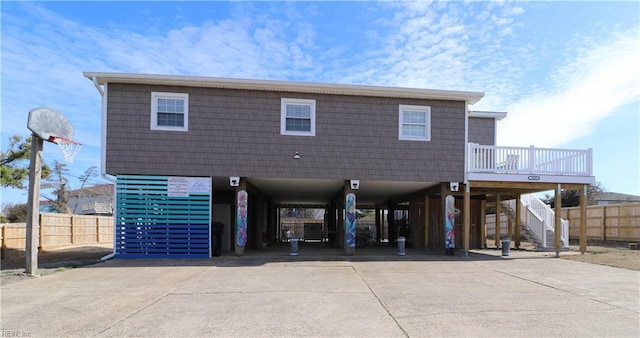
1 1 639 206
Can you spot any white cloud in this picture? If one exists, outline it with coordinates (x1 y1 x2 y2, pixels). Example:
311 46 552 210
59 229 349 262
497 31 640 147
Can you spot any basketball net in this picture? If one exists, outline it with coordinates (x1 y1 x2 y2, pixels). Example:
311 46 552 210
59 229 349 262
50 136 82 163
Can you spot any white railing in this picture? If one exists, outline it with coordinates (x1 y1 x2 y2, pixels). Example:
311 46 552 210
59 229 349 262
468 144 592 176
507 194 569 248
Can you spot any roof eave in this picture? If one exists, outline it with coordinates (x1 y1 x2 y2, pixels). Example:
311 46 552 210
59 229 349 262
469 111 508 120
83 72 484 104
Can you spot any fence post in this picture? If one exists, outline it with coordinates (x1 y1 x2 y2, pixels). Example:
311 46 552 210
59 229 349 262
1 225 5 259
71 215 76 245
38 213 43 253
96 217 100 243
601 206 606 241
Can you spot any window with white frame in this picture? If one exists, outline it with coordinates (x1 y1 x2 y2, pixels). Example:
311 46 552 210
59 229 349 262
151 92 189 131
399 105 431 141
281 98 316 136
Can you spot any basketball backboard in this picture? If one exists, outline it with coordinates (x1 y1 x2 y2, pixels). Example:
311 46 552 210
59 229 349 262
27 107 74 142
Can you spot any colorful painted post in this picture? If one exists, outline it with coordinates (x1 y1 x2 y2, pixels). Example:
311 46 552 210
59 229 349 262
345 192 356 255
235 190 248 256
444 195 458 256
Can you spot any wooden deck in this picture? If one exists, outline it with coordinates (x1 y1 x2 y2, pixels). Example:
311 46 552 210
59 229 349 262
467 144 594 185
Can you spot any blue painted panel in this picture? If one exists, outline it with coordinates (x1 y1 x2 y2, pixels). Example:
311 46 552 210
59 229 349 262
115 175 211 258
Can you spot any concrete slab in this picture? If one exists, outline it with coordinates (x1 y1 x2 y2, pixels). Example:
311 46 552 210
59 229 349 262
1 250 638 337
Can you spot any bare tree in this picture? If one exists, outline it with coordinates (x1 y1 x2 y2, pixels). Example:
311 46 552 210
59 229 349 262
42 161 71 213
72 166 98 214
542 182 605 207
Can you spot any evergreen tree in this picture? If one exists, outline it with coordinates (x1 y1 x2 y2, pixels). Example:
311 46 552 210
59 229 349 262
1 135 51 189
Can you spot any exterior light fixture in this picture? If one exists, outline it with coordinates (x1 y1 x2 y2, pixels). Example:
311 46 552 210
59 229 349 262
294 152 301 159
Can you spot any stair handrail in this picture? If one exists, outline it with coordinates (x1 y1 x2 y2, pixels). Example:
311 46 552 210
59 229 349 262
521 194 569 248
504 200 546 247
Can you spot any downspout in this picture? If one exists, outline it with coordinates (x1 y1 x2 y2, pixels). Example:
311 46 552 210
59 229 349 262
89 76 117 261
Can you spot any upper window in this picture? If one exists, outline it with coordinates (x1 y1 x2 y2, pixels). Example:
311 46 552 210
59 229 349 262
151 92 189 131
399 105 431 141
281 98 316 136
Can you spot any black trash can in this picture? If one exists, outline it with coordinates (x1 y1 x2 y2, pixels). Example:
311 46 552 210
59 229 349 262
212 222 225 257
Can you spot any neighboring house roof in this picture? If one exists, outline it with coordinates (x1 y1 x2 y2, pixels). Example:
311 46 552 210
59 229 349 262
591 192 640 203
68 183 113 197
68 183 114 215
84 72 485 104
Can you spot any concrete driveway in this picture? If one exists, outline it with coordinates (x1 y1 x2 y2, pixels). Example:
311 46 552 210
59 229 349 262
2 249 639 337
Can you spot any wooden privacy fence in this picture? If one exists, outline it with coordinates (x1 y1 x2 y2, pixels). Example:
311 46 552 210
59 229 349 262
1 213 113 258
485 202 640 242
562 202 640 241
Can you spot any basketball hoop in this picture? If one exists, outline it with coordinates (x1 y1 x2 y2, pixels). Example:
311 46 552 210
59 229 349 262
49 136 82 163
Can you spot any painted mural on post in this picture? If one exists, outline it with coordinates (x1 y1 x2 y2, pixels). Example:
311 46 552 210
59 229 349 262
444 195 459 256
236 190 248 247
345 193 356 248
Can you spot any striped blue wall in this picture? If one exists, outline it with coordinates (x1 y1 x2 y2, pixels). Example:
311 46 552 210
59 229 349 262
115 175 211 258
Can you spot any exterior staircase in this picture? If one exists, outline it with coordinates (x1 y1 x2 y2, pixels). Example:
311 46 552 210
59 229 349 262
502 194 569 251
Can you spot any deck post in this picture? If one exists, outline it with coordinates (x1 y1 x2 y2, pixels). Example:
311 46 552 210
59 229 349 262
528 145 535 173
463 184 470 257
495 194 501 247
580 185 587 254
479 199 486 248
554 184 562 257
515 194 521 249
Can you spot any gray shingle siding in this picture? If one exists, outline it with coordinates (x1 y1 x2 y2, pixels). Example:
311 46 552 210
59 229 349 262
106 83 466 182
468 117 495 145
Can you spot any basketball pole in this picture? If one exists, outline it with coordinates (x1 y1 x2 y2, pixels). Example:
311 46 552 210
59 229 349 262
25 134 43 275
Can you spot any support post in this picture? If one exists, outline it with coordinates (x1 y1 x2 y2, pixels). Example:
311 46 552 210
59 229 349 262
463 184 470 257
580 185 587 254
344 183 356 256
480 199 486 249
387 203 396 247
441 182 450 251
424 196 430 249
375 206 381 242
515 194 521 249
235 178 248 256
26 135 43 275
495 194 501 248
554 184 562 257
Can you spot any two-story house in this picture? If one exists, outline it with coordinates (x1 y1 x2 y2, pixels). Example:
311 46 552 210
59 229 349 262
84 72 594 258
